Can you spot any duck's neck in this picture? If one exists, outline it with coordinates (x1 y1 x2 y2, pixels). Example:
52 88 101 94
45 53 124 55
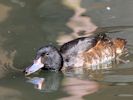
58 51 64 71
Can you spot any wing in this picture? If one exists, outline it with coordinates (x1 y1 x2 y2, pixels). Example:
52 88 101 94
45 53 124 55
60 35 96 54
60 32 108 54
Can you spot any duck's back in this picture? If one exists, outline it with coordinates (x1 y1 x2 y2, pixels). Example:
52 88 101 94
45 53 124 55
60 33 127 70
60 35 97 54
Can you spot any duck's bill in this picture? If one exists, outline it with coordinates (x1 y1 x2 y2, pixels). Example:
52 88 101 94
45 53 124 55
24 57 44 76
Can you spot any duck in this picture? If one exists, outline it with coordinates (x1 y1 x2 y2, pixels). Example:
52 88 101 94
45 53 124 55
24 33 127 76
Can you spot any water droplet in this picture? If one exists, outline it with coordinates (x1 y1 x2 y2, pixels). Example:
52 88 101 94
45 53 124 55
106 6 111 10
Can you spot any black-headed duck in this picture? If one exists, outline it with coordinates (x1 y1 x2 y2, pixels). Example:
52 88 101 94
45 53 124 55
24 33 127 75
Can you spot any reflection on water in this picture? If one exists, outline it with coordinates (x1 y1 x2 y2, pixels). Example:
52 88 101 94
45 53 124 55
26 73 100 100
0 0 132 100
57 0 97 45
0 3 17 78
0 86 21 100
0 4 12 22
59 77 100 100
26 72 63 92
11 0 26 7
26 77 45 90
104 75 133 83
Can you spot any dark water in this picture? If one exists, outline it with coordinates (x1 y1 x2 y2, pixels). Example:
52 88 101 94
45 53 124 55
0 0 133 100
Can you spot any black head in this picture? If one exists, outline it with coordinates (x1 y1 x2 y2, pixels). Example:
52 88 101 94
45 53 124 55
24 45 63 76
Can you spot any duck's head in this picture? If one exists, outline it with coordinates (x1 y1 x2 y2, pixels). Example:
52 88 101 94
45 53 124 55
24 45 63 76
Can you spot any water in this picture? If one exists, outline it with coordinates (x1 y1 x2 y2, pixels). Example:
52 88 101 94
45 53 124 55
0 0 133 100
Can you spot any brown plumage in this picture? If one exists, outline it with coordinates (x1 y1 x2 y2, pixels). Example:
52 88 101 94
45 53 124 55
83 38 126 68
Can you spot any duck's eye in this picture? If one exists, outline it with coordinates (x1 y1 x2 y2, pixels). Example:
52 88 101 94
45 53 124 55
45 53 49 56
41 52 49 56
65 58 69 62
